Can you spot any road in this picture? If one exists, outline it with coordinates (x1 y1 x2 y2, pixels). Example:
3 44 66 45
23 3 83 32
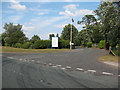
2 48 119 88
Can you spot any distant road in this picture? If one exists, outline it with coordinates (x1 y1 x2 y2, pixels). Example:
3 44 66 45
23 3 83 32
2 48 119 88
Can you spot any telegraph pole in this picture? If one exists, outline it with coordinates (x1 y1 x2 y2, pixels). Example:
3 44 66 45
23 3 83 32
70 18 73 50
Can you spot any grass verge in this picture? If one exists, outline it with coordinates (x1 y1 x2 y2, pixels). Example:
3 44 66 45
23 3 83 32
1 46 69 53
99 54 120 63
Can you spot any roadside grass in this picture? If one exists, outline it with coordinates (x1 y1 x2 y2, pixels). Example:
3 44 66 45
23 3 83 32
1 46 69 53
99 54 120 63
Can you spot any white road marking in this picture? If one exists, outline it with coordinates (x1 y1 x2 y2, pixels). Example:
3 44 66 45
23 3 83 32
118 75 120 77
52 66 57 68
66 66 71 69
87 70 96 73
56 65 62 67
32 60 35 62
8 57 13 59
19 58 23 61
48 63 52 66
36 61 40 63
61 67 66 70
76 68 84 71
102 72 113 75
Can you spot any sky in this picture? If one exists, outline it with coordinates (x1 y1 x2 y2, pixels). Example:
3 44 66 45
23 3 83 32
1 0 101 40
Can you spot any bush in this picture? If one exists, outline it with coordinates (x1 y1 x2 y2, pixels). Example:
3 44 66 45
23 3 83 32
5 43 9 46
87 42 92 48
34 40 51 49
15 43 21 48
34 40 70 49
21 42 31 49
99 40 105 49
59 40 69 49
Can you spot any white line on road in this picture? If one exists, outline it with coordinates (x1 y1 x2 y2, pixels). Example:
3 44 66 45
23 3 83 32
87 70 96 73
61 67 66 70
66 66 71 69
8 57 13 59
76 68 84 71
56 65 62 67
19 58 23 61
102 72 113 75
32 60 35 62
52 66 57 68
48 63 52 66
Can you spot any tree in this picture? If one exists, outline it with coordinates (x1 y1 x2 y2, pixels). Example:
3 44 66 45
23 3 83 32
3 23 26 46
92 23 104 43
78 29 92 47
49 34 55 40
94 2 119 49
30 35 40 43
77 15 97 42
56 33 59 37
78 15 97 29
61 24 78 44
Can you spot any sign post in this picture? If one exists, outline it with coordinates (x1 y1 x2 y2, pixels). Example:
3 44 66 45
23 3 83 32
52 37 58 48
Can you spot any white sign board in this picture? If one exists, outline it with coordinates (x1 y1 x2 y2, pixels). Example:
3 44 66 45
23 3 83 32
52 37 58 47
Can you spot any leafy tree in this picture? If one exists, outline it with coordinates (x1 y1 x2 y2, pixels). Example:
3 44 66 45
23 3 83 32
78 15 97 42
94 2 119 48
49 34 55 40
92 23 104 43
61 24 78 44
78 15 97 29
78 29 92 47
30 35 40 43
3 23 27 46
56 33 59 37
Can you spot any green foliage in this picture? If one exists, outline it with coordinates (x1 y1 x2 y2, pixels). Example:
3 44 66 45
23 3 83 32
2 23 27 46
21 42 31 49
94 2 119 45
49 34 55 40
30 35 40 43
87 42 92 48
34 40 51 49
99 40 105 49
61 24 78 44
5 43 9 46
15 43 21 48
59 40 69 49
92 23 103 43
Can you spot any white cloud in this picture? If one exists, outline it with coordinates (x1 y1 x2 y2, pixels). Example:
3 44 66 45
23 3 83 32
59 4 94 17
22 25 35 31
38 12 45 15
9 16 22 23
9 0 26 10
64 4 79 11
54 24 68 28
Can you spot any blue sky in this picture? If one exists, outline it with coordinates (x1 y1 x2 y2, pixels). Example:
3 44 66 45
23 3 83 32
1 0 101 40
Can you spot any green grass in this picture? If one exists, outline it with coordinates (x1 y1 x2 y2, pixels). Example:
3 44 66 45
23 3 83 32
99 54 120 62
1 46 69 53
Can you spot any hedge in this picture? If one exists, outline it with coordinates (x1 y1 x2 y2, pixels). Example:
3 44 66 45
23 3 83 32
34 40 70 49
99 40 105 49
87 42 92 48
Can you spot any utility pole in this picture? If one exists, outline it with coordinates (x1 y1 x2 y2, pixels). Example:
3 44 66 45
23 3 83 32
70 18 73 50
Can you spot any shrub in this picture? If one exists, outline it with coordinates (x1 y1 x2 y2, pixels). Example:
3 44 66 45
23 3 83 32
99 40 105 49
34 40 51 49
15 43 21 48
5 43 9 46
21 42 31 49
87 42 92 48
59 40 69 49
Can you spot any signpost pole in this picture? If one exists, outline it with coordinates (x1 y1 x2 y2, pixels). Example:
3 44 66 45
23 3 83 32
70 18 72 50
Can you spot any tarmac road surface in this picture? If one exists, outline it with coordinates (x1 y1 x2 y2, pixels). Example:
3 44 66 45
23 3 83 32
2 48 119 88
